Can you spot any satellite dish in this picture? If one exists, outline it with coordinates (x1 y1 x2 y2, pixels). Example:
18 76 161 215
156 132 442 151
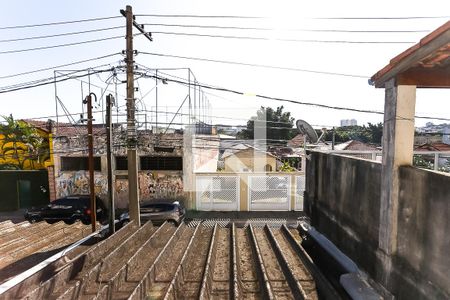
296 119 318 144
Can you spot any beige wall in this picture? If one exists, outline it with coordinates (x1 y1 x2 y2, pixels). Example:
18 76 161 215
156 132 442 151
224 149 276 172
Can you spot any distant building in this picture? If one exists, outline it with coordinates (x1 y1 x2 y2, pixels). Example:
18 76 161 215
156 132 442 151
443 127 450 145
340 119 357 127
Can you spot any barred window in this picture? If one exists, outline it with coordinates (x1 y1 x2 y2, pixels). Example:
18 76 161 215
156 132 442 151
60 157 101 171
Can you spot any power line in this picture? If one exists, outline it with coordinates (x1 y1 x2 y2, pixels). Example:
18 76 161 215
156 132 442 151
0 68 113 94
0 26 125 43
0 16 122 30
144 73 450 122
0 63 114 91
0 53 120 79
142 23 430 33
314 16 450 20
150 30 415 44
0 35 125 55
139 52 369 78
136 14 450 20
135 14 262 19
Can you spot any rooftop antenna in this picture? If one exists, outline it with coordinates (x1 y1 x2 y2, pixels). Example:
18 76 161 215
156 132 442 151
296 119 319 144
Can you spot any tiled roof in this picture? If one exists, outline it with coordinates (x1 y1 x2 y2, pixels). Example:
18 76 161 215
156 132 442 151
415 142 450 152
334 140 379 151
370 21 450 88
287 134 306 148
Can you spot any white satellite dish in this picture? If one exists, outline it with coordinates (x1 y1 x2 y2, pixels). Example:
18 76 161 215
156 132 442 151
296 119 319 144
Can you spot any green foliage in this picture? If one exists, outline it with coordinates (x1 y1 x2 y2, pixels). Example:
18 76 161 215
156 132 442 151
0 114 49 169
237 106 295 143
413 155 434 170
279 161 296 172
323 122 383 145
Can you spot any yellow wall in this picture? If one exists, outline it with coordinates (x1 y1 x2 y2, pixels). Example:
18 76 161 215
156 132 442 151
0 125 52 170
224 149 276 172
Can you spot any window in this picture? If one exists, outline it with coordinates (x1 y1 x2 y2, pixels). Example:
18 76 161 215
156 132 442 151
264 164 273 172
140 156 182 171
60 157 101 171
115 156 128 170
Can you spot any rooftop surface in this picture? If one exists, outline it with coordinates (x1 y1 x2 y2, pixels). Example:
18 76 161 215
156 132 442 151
2 221 318 299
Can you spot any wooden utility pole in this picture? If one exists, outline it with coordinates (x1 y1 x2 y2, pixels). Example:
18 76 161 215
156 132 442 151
106 94 115 233
124 5 140 226
85 93 97 232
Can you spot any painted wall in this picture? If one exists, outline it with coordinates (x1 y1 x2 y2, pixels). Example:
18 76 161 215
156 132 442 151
115 171 184 208
0 124 51 170
224 149 276 172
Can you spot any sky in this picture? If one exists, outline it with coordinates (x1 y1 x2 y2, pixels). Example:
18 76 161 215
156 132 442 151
0 0 449 131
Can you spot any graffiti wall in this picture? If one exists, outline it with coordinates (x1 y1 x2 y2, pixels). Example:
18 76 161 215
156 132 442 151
56 170 185 209
56 171 107 198
115 171 185 208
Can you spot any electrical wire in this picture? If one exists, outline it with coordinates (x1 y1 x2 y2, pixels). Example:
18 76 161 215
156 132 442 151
135 14 262 19
0 68 113 94
149 30 416 44
142 23 430 33
0 16 122 30
0 26 125 43
0 53 121 79
0 35 125 55
143 73 450 122
136 14 450 20
314 16 450 20
138 52 369 78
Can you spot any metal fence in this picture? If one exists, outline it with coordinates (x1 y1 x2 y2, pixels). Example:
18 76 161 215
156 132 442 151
194 173 305 211
248 175 290 211
196 176 239 211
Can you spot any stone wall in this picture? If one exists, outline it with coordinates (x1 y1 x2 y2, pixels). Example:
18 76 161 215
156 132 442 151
306 151 450 299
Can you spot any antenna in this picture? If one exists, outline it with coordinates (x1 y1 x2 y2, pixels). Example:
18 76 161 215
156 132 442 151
296 119 319 144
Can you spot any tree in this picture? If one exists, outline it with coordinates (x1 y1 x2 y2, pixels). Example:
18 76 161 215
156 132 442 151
237 106 295 143
0 115 49 170
323 122 383 145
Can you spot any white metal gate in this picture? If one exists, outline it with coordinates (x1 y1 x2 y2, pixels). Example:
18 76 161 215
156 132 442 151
295 175 305 211
249 175 290 211
196 176 239 211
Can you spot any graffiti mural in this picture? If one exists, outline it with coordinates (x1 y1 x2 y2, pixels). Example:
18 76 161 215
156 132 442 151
114 172 185 209
56 171 107 198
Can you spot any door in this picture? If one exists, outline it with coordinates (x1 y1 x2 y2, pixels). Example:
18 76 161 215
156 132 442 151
18 180 32 209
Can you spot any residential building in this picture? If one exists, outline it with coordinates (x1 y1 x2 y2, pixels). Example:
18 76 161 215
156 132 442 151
340 119 357 127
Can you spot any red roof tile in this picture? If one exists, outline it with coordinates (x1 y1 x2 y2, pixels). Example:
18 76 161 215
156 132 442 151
370 21 450 87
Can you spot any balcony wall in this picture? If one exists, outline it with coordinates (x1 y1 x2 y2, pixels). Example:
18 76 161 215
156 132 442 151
305 151 450 299
305 151 381 276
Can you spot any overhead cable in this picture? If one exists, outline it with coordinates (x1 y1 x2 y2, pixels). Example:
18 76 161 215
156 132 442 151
139 52 369 78
143 23 430 33
0 53 120 79
0 26 125 43
149 30 415 44
0 35 125 55
144 74 450 122
0 16 122 30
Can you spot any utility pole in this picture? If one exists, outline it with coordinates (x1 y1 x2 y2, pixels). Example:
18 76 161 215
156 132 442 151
106 94 115 233
124 5 140 226
332 127 336 150
85 92 97 233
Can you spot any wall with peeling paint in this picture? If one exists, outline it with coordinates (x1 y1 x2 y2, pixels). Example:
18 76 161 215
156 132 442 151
52 127 189 208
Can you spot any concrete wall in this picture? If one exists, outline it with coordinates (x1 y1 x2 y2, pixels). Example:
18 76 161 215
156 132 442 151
55 170 185 209
391 166 450 299
306 151 450 299
305 151 381 276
